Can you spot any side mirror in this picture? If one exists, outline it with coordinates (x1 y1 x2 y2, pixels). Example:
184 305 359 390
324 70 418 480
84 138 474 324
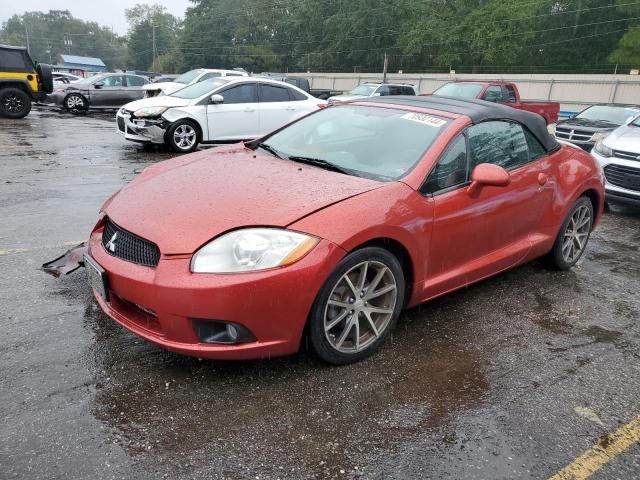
94 82 104 89
467 163 511 197
210 94 224 104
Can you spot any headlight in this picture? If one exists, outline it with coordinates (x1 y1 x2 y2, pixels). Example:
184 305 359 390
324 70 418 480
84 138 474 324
591 131 610 144
191 228 319 273
134 106 168 118
547 123 556 135
594 140 613 157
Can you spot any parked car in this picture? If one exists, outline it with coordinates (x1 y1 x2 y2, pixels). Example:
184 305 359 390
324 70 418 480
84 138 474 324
553 104 640 151
117 77 327 152
143 68 248 97
47 73 150 111
53 72 82 84
257 74 342 99
152 75 178 83
591 115 640 206
0 44 53 118
87 96 603 364
430 81 560 125
327 83 417 104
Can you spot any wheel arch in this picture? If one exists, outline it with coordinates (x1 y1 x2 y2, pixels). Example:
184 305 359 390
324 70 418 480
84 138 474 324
0 80 34 98
164 116 203 142
580 188 601 229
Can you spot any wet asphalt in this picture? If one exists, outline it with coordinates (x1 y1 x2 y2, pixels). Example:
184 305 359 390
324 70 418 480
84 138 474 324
0 109 639 479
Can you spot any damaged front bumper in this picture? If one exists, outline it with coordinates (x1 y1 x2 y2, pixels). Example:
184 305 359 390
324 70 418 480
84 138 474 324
41 242 87 277
116 109 167 144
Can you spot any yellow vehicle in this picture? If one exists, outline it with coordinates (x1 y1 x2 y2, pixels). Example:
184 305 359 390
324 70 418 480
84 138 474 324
0 44 53 118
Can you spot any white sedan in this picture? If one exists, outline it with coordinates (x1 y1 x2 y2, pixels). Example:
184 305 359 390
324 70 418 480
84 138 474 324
142 68 248 97
116 77 327 152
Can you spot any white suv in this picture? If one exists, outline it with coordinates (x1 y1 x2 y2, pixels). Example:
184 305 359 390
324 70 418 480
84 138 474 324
143 69 248 97
327 83 417 104
591 115 640 206
117 77 326 152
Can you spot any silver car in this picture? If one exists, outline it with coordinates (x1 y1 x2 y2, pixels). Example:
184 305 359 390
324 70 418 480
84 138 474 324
47 73 150 111
591 115 640 206
327 83 416 104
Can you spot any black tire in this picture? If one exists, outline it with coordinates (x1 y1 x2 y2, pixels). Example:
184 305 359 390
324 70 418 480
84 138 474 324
165 119 200 153
63 93 88 113
308 247 405 365
36 63 54 94
0 88 32 119
548 196 594 270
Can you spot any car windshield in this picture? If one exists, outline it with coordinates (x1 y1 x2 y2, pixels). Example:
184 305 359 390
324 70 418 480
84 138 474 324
174 70 203 84
79 74 107 85
170 78 229 99
262 105 451 181
433 83 484 99
349 85 378 96
576 105 640 125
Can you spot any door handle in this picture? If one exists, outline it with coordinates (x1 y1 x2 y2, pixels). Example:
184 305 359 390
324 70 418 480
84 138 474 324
285 106 296 111
244 108 255 112
538 173 549 185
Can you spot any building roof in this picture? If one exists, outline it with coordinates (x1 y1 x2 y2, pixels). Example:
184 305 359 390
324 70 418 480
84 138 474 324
60 54 105 67
359 95 560 153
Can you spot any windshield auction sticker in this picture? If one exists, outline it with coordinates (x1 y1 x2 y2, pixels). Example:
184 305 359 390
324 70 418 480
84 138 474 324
401 112 447 127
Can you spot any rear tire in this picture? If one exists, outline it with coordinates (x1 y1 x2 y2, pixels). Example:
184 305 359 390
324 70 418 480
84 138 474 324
547 196 594 270
165 119 200 153
0 88 32 118
308 247 405 365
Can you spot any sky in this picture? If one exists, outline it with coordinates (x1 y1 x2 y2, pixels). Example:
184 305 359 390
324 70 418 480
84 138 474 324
0 0 192 35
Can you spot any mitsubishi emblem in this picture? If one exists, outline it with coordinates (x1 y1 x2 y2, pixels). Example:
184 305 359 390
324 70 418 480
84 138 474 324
105 232 118 252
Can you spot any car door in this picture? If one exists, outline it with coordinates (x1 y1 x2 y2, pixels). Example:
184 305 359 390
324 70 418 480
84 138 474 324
481 85 504 103
90 75 127 107
256 83 301 134
422 121 553 297
206 82 259 141
123 75 148 103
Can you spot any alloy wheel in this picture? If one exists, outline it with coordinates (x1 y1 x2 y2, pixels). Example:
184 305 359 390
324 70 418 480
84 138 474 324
66 95 85 110
562 204 592 263
173 124 196 150
324 260 398 353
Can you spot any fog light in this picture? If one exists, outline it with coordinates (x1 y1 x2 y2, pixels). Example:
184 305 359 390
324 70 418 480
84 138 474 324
192 319 255 344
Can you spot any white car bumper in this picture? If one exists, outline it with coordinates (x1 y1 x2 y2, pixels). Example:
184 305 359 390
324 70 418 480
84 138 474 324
115 109 167 144
591 149 640 205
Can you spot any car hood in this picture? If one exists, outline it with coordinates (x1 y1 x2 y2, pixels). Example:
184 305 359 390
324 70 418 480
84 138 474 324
328 94 365 103
603 124 640 152
123 95 191 111
142 81 183 94
104 144 383 254
557 117 620 130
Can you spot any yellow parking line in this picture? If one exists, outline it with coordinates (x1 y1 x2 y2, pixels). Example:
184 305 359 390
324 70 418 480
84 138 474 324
549 415 640 480
0 241 84 256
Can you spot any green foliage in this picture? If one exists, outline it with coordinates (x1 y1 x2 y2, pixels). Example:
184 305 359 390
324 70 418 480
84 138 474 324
609 27 640 65
125 3 180 71
0 10 127 69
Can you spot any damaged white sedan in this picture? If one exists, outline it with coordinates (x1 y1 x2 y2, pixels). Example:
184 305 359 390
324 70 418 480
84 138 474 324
116 77 326 152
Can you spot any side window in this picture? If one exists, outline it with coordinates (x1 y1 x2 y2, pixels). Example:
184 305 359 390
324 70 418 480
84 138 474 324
503 85 517 103
422 135 469 194
102 75 125 87
259 84 290 102
288 87 308 101
376 85 390 96
220 83 258 104
225 73 244 77
467 121 530 171
401 86 415 95
524 128 547 161
200 72 221 81
387 86 401 95
126 75 147 87
482 85 503 103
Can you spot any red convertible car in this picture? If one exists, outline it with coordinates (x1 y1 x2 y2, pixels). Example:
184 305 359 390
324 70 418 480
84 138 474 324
86 96 604 364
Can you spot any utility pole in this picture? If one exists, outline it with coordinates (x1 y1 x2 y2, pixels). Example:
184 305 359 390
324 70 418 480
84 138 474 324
24 21 30 54
152 21 157 70
382 51 389 83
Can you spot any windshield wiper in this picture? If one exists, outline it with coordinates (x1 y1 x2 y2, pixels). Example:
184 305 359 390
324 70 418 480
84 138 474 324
252 142 284 159
287 156 351 175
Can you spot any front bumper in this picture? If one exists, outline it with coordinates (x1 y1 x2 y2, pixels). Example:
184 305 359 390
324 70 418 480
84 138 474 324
591 150 640 205
115 110 167 144
87 225 345 360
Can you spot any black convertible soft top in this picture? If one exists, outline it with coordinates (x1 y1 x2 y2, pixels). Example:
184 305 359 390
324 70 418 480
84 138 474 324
358 95 560 153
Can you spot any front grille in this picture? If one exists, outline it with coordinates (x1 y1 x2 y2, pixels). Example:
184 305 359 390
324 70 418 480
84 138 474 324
117 116 125 132
613 149 640 161
101 218 160 267
555 127 593 142
604 164 640 192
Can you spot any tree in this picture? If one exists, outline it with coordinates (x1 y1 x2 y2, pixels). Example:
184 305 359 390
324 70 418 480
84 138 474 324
609 28 640 66
125 3 180 71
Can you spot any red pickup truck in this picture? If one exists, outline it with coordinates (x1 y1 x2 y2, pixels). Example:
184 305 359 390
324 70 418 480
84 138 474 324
428 81 559 125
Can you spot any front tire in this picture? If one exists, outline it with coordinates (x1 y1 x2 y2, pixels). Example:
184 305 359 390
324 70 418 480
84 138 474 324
308 247 405 365
166 119 200 153
64 93 87 112
0 88 32 118
548 196 594 270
